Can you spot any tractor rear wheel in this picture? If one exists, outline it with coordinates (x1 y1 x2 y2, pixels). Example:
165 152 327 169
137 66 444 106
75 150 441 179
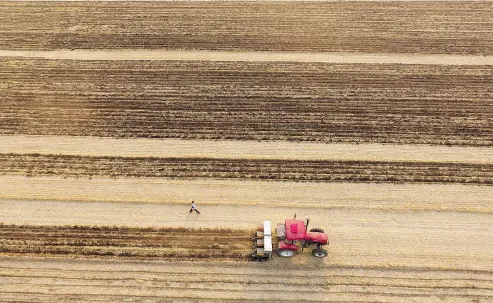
278 249 294 258
309 228 325 233
312 248 328 258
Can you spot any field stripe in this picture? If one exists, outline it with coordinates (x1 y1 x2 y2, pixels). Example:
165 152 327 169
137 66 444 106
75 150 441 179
0 199 491 271
2 59 492 146
1 175 491 213
2 153 493 185
0 257 492 303
1 50 492 65
13 0 493 2
0 224 252 261
2 135 492 164
2 2 492 55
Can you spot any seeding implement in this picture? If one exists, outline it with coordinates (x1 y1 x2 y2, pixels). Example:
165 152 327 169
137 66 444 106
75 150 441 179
252 216 329 261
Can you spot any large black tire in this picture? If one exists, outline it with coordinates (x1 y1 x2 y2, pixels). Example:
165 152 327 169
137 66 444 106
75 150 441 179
312 248 328 258
309 228 325 233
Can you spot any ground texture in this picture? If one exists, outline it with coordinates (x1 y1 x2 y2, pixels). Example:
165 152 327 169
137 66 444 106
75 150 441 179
0 224 252 261
2 59 492 145
1 2 492 54
1 1 492 302
2 153 493 184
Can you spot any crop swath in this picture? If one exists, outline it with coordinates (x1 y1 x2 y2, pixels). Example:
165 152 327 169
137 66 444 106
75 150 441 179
1 59 492 146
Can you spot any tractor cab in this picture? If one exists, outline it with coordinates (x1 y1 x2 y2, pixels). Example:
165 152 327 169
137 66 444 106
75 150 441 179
275 217 328 258
284 219 307 241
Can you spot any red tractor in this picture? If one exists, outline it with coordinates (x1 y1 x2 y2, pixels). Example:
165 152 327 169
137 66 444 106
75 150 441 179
276 217 329 258
251 216 329 260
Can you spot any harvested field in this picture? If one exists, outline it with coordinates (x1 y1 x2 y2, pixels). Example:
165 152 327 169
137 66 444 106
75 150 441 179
2 1 493 302
0 224 252 261
2 175 493 213
1 198 492 272
1 2 493 54
1 59 493 146
2 153 493 184
2 49 493 65
2 257 493 303
2 135 493 164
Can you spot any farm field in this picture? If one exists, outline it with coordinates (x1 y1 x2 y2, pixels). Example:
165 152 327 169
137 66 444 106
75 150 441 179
1 190 493 271
2 175 493 213
2 49 493 65
2 257 492 303
1 58 493 146
0 224 251 261
1 1 493 302
1 153 493 184
1 2 493 54
2 135 493 163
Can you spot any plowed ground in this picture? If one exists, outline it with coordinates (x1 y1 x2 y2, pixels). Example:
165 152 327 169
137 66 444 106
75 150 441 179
0 224 252 261
1 2 492 54
2 153 493 185
1 59 492 146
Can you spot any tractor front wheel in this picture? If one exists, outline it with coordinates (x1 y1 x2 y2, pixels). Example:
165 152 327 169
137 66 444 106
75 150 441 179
312 248 328 258
278 249 295 258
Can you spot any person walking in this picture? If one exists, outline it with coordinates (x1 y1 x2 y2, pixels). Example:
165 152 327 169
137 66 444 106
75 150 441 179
189 201 200 214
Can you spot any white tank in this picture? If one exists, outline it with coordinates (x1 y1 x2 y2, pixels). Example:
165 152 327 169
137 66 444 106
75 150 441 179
263 221 272 253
